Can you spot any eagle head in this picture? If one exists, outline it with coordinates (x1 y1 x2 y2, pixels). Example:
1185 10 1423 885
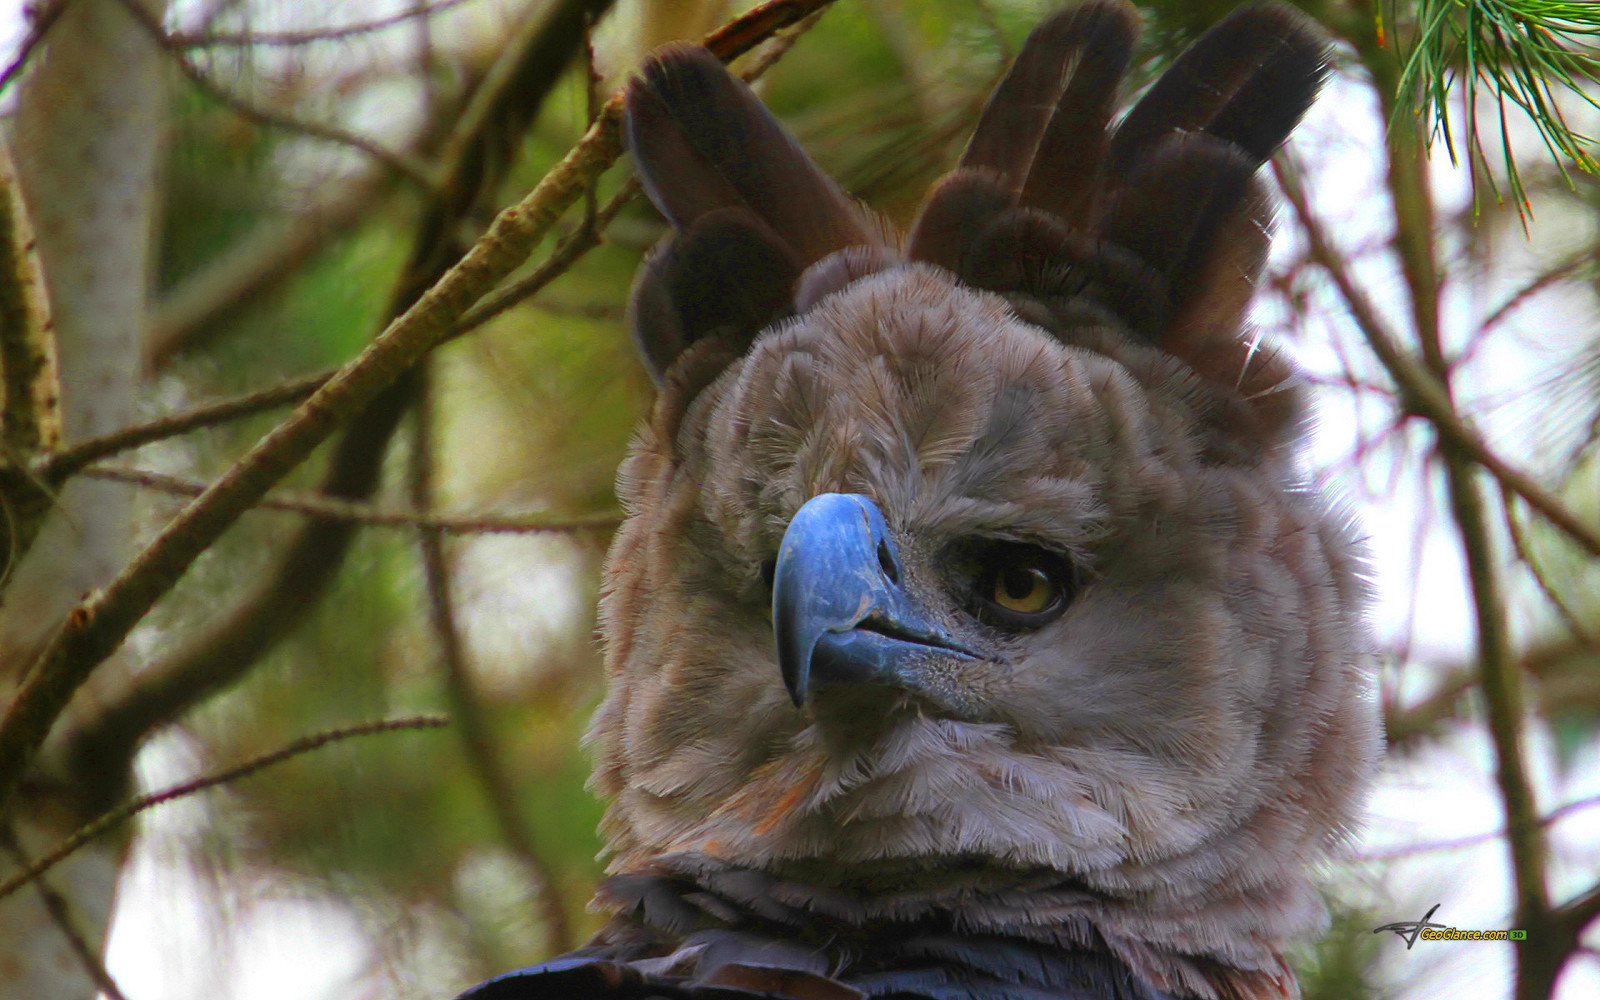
583 4 1376 997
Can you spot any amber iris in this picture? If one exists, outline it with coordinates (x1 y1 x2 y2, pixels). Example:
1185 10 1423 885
957 541 1073 630
994 565 1055 614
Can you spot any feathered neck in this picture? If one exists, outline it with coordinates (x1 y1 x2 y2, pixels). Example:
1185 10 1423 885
588 853 1302 1000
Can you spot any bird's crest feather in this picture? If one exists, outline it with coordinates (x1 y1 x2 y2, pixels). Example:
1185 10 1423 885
625 0 1330 445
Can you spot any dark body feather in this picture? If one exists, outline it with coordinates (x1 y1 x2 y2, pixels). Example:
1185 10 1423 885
464 864 1173 999
454 4 1372 999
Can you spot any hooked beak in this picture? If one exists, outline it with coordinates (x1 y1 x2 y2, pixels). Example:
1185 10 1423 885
772 493 977 706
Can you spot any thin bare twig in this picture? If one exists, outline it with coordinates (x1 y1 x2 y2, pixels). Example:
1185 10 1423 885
1476 252 1594 342
109 0 437 192
1275 157 1600 560
1502 487 1600 650
40 373 330 481
1385 637 1600 749
1359 792 1600 862
0 0 840 823
1384 114 1553 997
173 0 475 47
0 0 71 95
582 12 600 228
523 298 621 321
63 0 623 793
1 826 131 1000
450 19 818 337
455 179 638 336
409 370 570 953
81 465 621 534
1559 884 1600 944
0 716 449 903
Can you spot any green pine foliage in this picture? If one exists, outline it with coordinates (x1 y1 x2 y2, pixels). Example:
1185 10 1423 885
1391 0 1600 211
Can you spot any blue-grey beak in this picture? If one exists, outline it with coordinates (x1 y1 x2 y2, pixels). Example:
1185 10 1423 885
772 493 977 706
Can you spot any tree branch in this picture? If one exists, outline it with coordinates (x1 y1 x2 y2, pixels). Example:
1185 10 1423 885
0 827 129 1000
454 179 638 336
0 145 57 459
0 715 448 903
39 372 330 480
1502 488 1600 650
0 143 59 569
1283 42 1564 984
1359 792 1600 862
0 0 70 95
0 0 841 822
60 0 625 798
1384 637 1600 750
81 465 621 534
1556 883 1600 945
1275 158 1600 559
110 0 438 192
172 0 474 47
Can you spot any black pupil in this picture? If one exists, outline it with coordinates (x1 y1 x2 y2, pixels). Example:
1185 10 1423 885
1002 567 1038 599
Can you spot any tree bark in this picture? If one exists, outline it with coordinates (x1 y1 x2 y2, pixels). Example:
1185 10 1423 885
0 0 168 995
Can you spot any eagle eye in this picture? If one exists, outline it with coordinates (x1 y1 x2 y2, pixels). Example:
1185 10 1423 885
959 542 1075 630
994 565 1054 613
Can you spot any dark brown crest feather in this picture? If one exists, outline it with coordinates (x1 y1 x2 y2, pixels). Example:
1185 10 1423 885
626 44 875 264
1015 5 1138 223
625 237 686 381
625 44 888 384
905 169 1015 273
666 210 802 345
959 0 1138 199
1098 134 1258 306
903 0 1330 363
625 2 1330 407
1106 2 1331 174
963 210 1169 338
627 209 801 383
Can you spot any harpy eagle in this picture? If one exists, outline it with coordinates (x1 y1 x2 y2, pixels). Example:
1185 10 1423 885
456 2 1375 997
